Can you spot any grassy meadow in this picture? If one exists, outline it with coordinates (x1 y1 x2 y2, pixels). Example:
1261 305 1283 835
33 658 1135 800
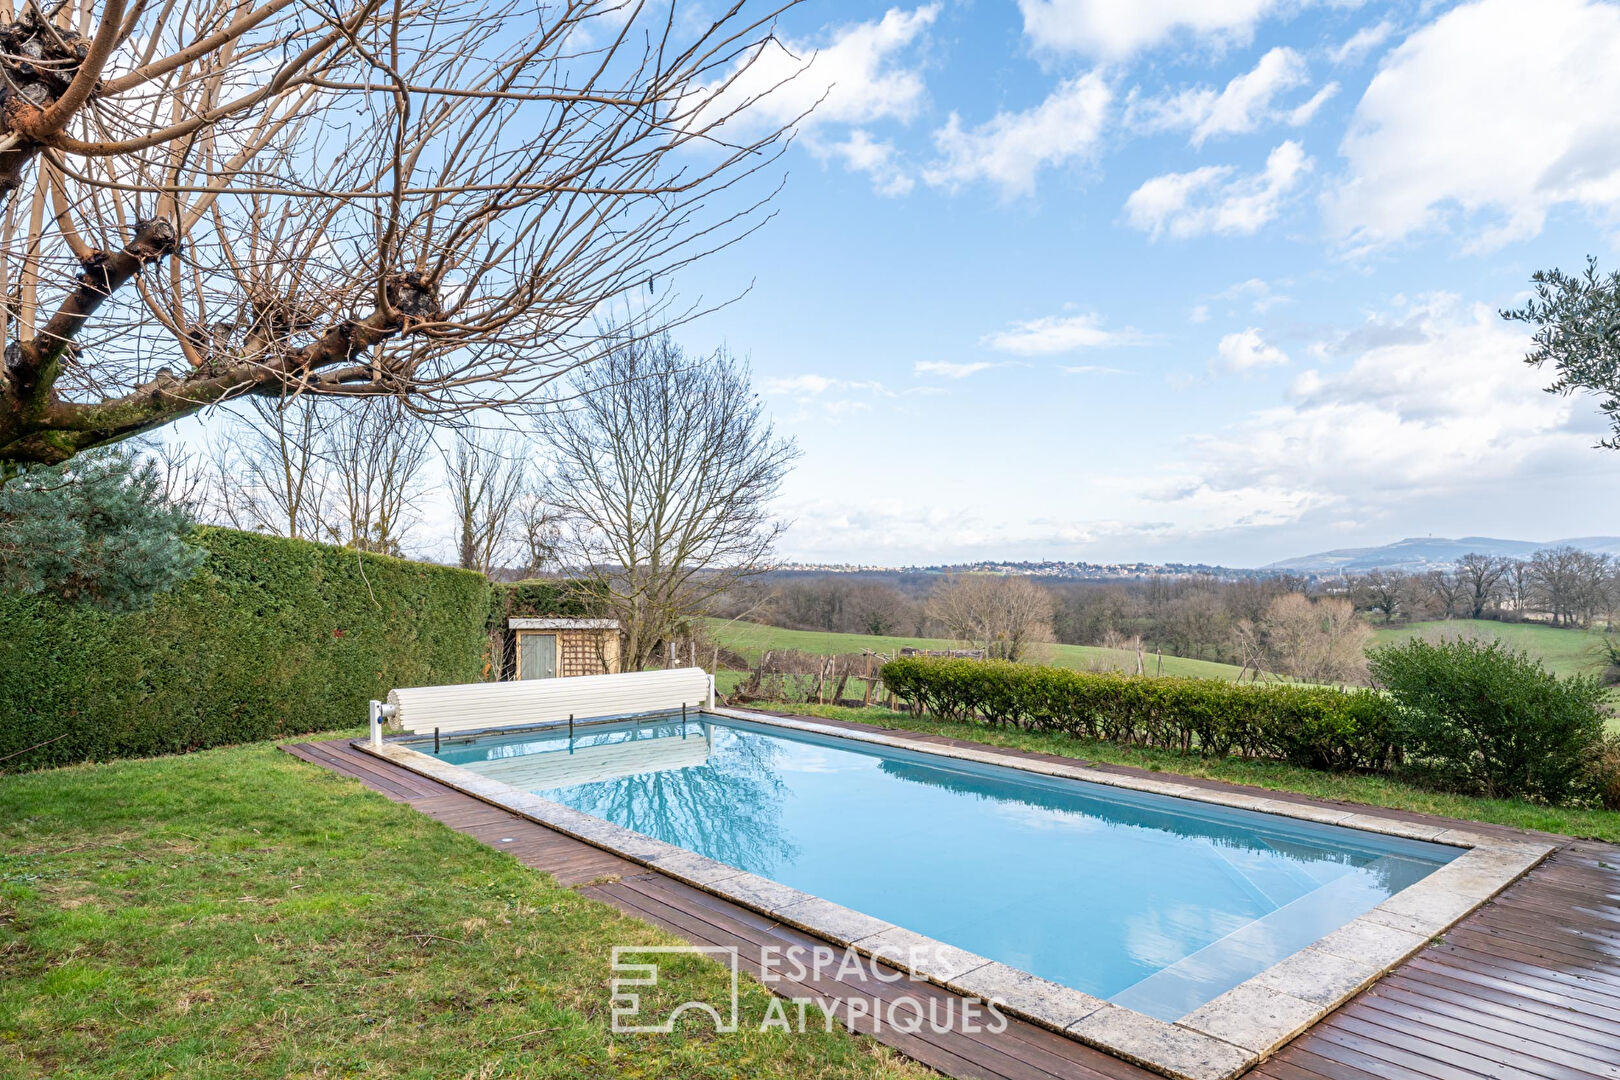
1369 618 1615 680
705 619 1249 681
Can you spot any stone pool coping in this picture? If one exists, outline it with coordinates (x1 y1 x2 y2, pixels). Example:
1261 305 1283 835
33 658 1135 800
359 707 1553 1080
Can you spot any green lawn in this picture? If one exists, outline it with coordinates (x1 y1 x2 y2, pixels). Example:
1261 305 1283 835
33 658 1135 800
1370 619 1615 680
773 705 1620 843
0 736 925 1080
706 619 1249 681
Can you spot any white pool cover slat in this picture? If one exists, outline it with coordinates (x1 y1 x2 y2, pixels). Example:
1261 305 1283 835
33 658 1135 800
387 668 713 734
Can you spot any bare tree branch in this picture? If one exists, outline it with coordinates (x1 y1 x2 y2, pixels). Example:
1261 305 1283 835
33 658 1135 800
0 0 806 467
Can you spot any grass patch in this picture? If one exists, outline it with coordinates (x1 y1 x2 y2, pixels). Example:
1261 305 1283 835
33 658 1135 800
706 619 1248 682
770 704 1620 843
0 736 928 1080
1370 619 1613 680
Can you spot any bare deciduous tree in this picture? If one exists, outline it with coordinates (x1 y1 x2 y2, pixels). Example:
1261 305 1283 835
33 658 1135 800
0 0 802 472
1455 552 1511 620
207 396 328 539
928 575 1055 663
444 430 525 573
540 331 798 671
1258 593 1371 685
512 487 560 579
1351 569 1404 623
319 399 430 555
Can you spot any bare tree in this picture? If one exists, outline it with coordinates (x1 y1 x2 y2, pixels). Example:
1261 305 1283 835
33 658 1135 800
928 575 1055 663
1351 569 1405 623
1529 546 1592 627
207 396 329 539
1455 552 1511 620
0 0 804 472
444 430 525 573
512 487 560 579
1423 569 1468 620
318 399 430 555
540 331 799 671
1258 593 1371 685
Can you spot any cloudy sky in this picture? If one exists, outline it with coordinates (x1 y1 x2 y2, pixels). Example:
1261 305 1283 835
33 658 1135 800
657 0 1620 567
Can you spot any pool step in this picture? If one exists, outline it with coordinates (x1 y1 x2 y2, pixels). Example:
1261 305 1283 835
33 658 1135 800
1109 856 1404 1021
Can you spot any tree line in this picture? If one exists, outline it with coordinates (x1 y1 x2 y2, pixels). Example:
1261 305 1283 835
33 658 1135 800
1348 549 1616 629
725 550 1620 687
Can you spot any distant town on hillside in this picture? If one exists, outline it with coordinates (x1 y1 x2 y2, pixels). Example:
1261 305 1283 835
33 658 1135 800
774 536 1620 581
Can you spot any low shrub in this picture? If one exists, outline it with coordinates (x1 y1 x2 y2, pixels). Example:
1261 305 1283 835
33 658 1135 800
1593 735 1620 812
1368 637 1610 805
879 657 1399 771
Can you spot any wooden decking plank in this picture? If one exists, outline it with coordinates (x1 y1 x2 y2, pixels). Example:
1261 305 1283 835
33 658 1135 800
1298 1021 1500 1080
1252 1058 1349 1080
304 738 439 790
294 740 433 800
1328 1009 1608 1080
1422 941 1620 1001
1370 978 1620 1053
1353 989 1620 1075
1399 957 1620 1027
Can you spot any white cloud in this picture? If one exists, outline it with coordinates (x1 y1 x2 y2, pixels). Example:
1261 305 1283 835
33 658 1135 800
1130 47 1329 145
816 130 914 196
1328 0 1620 251
1062 364 1126 375
1328 20 1395 66
1215 277 1290 312
1215 328 1290 372
761 374 836 395
680 6 935 192
924 73 1111 197
685 6 937 133
1125 140 1311 238
982 312 1142 355
1017 0 1287 58
914 360 999 378
1285 83 1337 126
1160 296 1581 528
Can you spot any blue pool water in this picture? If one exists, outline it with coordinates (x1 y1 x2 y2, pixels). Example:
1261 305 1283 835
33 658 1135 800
428 714 1460 1020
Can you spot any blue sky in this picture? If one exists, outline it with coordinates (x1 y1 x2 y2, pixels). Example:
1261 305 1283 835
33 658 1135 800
654 0 1620 567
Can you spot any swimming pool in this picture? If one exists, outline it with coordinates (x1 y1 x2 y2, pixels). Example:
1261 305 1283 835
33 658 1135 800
425 711 1462 1022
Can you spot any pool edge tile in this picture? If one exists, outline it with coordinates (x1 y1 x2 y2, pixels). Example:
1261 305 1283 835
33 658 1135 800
775 897 895 948
852 927 994 984
1067 1005 1251 1080
1176 983 1328 1054
949 961 1108 1033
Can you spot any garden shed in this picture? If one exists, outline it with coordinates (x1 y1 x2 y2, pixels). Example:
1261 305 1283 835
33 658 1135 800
505 617 622 679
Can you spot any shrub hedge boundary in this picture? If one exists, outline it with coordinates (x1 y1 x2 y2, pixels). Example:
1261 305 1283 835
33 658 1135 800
0 528 493 772
879 656 1400 772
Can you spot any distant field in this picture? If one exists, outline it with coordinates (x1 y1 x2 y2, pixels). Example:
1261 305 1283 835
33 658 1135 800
704 619 1250 681
1369 619 1615 680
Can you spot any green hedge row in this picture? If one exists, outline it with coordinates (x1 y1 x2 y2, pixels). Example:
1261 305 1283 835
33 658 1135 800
880 657 1399 771
0 528 493 772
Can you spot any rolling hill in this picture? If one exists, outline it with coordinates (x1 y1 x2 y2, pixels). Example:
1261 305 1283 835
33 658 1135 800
1266 536 1620 574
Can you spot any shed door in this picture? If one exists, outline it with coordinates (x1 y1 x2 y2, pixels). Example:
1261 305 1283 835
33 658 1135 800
518 633 557 679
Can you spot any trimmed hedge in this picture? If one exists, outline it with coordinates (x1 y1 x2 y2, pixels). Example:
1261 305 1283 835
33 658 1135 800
0 527 493 772
880 657 1399 772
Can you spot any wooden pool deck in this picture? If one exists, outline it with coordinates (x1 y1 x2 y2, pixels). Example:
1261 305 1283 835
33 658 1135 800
282 718 1620 1080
